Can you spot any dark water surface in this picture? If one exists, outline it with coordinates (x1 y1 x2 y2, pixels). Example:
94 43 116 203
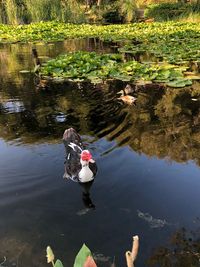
0 40 200 267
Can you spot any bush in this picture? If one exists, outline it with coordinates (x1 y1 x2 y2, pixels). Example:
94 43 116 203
102 8 123 23
145 2 200 21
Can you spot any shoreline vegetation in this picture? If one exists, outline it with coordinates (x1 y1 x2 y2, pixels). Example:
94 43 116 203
0 21 200 44
0 0 200 25
1 21 199 87
0 2 199 88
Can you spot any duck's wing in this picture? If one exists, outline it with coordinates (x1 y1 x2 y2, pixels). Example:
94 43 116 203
89 161 98 177
64 153 82 180
63 128 84 154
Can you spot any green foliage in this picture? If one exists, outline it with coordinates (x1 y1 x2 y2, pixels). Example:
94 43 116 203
46 245 96 267
73 244 92 267
0 21 199 87
0 0 86 24
102 3 123 24
118 0 137 22
39 51 196 87
2 0 18 25
145 2 200 21
55 260 64 267
0 20 199 44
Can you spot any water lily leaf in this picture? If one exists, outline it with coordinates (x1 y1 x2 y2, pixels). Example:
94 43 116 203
155 79 170 83
167 79 192 88
184 75 200 80
88 76 103 84
112 75 131 81
19 70 31 73
52 68 63 74
73 78 85 82
55 260 64 267
52 77 65 83
136 80 152 85
73 244 92 267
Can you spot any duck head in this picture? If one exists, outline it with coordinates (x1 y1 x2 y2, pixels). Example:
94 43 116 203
80 150 95 164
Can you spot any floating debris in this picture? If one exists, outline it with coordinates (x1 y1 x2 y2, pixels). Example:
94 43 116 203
76 208 91 216
137 210 169 228
93 253 111 263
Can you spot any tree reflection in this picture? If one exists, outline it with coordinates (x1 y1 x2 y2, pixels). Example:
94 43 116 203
148 226 200 267
0 79 200 166
1 42 200 165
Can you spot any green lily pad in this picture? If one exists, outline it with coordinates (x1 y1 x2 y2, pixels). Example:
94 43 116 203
167 79 192 88
19 70 31 73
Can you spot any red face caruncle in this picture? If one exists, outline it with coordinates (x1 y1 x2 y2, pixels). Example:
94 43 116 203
81 150 92 161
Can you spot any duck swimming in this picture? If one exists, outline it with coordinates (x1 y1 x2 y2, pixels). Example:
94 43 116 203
63 128 97 183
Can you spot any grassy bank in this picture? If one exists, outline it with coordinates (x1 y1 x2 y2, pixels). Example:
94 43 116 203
145 2 200 22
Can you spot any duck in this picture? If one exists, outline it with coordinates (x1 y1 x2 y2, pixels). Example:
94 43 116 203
117 84 137 105
63 128 97 183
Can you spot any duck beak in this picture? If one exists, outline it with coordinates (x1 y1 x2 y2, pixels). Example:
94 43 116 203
89 159 95 163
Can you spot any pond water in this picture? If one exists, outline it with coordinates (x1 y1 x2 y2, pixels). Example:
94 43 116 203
0 39 200 267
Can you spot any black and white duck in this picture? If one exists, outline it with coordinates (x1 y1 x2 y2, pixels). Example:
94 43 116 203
63 128 97 183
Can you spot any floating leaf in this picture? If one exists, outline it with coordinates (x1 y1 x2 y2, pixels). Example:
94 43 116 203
184 75 200 80
167 79 192 88
39 51 195 87
19 70 31 73
136 80 152 85
73 244 92 267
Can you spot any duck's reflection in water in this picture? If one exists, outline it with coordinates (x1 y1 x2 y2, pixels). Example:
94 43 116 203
79 180 95 209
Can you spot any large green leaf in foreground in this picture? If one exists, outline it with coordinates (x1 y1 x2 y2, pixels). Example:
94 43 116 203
73 244 92 267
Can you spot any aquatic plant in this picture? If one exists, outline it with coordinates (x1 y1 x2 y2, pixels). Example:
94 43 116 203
46 236 139 267
39 51 195 87
0 21 199 69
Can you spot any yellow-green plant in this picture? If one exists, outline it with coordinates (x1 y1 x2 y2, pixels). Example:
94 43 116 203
5 0 18 24
46 236 139 267
46 244 97 267
118 0 137 22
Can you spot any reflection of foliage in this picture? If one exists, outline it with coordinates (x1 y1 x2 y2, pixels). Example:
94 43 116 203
1 41 200 165
103 84 200 166
0 80 200 165
148 227 200 267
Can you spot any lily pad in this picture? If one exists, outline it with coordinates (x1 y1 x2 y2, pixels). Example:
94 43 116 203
19 70 31 73
167 79 192 88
